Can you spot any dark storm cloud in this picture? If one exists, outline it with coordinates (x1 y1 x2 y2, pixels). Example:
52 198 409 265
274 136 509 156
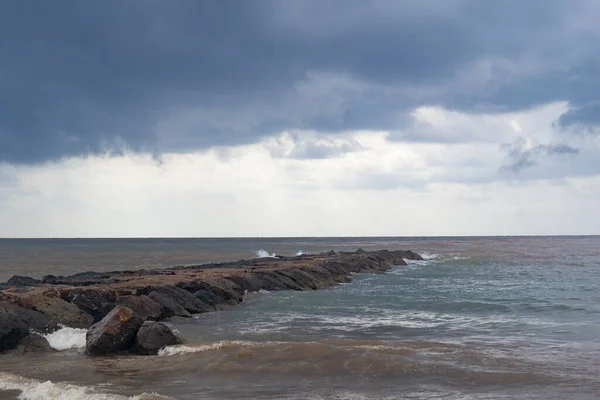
557 101 600 130
0 0 598 163
500 137 579 173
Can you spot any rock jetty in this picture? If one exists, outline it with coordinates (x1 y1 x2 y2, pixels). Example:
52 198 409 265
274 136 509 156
0 249 422 355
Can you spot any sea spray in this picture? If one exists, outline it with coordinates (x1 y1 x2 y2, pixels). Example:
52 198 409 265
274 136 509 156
43 327 87 351
256 249 276 258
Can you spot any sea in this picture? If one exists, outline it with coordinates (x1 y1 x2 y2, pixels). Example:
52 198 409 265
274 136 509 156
0 236 599 400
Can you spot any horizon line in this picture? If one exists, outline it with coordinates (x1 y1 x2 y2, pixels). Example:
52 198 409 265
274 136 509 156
1 234 599 240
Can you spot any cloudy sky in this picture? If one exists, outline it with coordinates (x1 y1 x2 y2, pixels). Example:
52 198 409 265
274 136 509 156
1 0 599 237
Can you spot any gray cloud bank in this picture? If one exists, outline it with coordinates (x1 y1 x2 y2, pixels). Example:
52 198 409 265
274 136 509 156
501 137 579 173
1 0 599 163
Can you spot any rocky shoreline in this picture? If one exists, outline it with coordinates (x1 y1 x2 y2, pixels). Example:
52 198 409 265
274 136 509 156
0 249 423 355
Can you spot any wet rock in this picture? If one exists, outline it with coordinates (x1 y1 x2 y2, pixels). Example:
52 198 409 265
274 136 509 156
86 306 143 355
6 276 42 287
0 302 55 353
226 274 266 293
117 295 164 321
134 321 180 355
276 268 319 290
192 290 220 307
66 289 116 323
0 303 29 352
144 286 213 314
396 250 424 261
321 261 352 277
147 291 192 318
177 278 244 305
260 271 305 291
27 294 94 328
10 333 56 354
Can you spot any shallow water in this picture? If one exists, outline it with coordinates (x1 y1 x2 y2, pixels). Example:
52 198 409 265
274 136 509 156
1 236 600 399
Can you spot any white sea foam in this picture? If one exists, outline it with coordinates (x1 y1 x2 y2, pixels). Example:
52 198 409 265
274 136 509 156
295 250 304 256
0 373 172 400
256 249 276 258
158 340 278 356
419 252 440 260
42 326 87 351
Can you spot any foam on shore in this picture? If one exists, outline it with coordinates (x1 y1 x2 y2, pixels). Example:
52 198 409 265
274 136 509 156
42 327 87 351
0 373 173 400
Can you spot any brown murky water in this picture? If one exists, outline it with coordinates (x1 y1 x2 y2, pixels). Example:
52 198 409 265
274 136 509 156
1 236 600 399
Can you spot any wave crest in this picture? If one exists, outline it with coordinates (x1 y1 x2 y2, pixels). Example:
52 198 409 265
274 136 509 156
0 373 173 400
256 249 277 258
42 326 87 351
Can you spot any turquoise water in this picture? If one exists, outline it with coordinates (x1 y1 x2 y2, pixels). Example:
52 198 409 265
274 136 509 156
1 236 600 399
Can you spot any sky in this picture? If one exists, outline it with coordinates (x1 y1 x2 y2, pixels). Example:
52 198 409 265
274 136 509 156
1 0 599 237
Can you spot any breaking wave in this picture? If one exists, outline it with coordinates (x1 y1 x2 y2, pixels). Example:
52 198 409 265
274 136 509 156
256 249 276 258
0 373 173 400
42 326 87 351
158 340 277 356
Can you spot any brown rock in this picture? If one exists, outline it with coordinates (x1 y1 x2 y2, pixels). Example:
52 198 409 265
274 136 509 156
134 321 180 355
117 295 164 321
27 294 94 328
86 306 143 355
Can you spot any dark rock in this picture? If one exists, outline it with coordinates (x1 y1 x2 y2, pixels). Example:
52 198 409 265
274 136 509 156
86 306 143 355
177 278 244 306
0 302 55 353
7 276 42 287
192 290 220 307
303 266 343 286
259 271 305 291
276 268 321 290
226 274 267 292
43 271 118 286
145 286 213 314
147 291 192 318
0 303 29 353
11 333 56 354
117 295 164 321
397 250 424 261
27 294 94 328
66 289 116 323
134 321 180 355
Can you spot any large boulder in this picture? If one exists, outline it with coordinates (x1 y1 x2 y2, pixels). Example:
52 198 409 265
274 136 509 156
134 321 180 355
177 277 244 305
10 333 56 354
226 273 266 292
6 276 42 287
26 294 94 328
65 289 116 323
145 286 213 314
147 291 191 318
192 290 220 307
86 306 143 355
254 271 305 291
0 303 29 353
0 302 55 353
117 295 164 321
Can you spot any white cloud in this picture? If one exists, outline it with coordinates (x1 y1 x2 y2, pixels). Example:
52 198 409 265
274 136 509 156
1 103 599 237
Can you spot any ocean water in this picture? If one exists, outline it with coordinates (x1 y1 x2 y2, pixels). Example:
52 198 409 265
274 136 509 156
1 236 600 399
